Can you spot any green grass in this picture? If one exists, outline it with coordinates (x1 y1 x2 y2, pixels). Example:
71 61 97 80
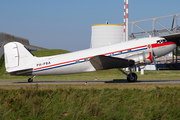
1 86 180 119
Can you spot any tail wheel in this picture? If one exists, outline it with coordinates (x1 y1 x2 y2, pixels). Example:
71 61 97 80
127 73 137 82
28 75 36 83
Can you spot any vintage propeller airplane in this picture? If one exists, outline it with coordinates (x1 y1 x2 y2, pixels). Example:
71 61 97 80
4 37 176 82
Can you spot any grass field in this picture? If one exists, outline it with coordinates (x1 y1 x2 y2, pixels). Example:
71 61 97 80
1 86 180 119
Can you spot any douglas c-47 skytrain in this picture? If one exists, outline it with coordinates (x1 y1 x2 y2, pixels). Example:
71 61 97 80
4 37 176 82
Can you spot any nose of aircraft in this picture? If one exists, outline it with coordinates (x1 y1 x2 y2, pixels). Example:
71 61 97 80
153 42 177 58
164 42 177 56
169 42 177 50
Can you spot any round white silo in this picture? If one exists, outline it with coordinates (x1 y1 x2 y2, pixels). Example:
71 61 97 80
90 24 124 48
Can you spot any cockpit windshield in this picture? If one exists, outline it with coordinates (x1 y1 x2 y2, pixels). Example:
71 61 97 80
157 39 167 44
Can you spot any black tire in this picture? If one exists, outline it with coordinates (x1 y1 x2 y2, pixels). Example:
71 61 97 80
127 73 137 82
28 78 33 83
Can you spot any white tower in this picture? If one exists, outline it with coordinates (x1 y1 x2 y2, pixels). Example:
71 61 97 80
90 24 124 48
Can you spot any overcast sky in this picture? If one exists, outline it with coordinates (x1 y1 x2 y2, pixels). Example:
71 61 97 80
0 0 179 51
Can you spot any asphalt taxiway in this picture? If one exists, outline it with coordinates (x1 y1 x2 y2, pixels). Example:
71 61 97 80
1 79 180 85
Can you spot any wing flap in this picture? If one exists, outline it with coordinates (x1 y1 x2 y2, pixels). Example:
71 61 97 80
89 55 135 71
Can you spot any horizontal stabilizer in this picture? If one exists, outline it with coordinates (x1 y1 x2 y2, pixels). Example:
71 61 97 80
8 68 33 76
89 55 135 71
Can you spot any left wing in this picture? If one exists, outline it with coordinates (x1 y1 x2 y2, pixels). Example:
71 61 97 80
89 55 135 71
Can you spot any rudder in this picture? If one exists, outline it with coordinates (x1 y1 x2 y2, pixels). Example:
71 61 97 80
4 42 35 72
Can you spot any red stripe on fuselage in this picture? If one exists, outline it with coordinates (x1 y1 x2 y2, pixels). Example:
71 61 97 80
34 60 76 71
151 42 176 48
103 45 147 56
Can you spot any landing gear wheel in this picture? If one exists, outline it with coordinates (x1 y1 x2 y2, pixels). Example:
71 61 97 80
127 73 137 82
28 78 33 83
28 75 36 83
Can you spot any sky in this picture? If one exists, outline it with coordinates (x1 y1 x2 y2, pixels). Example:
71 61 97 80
0 0 180 51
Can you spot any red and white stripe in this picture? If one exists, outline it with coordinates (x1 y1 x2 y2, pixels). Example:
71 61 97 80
123 0 126 41
125 0 128 41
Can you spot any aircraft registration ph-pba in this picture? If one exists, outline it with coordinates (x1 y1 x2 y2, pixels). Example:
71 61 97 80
4 37 176 82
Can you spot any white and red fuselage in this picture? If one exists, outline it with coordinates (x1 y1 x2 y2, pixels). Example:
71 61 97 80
29 37 176 75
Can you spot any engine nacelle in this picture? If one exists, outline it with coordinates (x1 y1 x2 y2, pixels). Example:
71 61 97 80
125 52 153 65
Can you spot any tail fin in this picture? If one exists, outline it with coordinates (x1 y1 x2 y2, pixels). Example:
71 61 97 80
4 42 35 73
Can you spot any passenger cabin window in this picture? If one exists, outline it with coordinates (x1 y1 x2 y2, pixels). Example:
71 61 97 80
157 40 161 44
111 53 114 56
84 58 88 62
127 49 131 52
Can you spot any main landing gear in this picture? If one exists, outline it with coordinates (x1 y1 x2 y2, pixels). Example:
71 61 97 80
118 68 137 82
28 75 36 83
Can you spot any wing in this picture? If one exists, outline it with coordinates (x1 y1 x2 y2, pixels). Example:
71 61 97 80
89 55 135 71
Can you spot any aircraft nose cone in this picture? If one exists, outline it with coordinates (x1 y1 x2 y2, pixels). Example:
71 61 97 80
153 42 177 58
169 42 177 50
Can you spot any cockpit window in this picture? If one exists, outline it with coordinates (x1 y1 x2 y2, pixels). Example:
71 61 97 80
157 39 167 44
157 40 161 44
162 39 167 43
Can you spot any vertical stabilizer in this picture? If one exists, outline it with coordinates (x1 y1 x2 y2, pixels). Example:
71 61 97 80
4 42 35 72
